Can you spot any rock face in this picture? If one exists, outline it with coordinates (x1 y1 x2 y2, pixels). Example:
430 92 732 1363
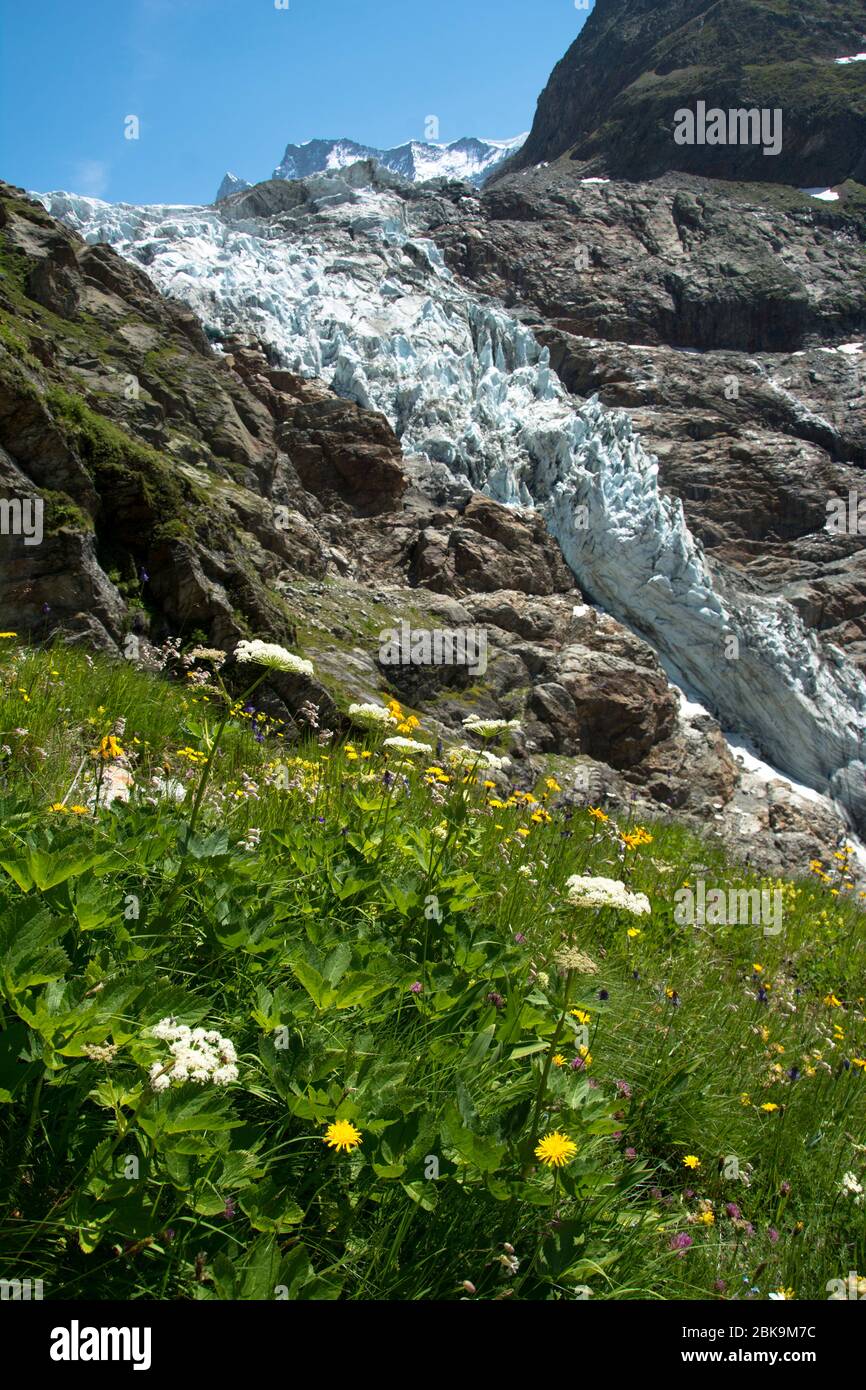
422 166 866 678
504 0 866 187
0 176 816 873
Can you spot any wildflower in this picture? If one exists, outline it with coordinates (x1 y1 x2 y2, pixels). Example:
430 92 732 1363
823 993 843 1008
70 805 89 816
461 716 520 739
627 927 641 938
571 1009 592 1025
725 1203 742 1220
615 1079 632 1098
148 1018 238 1090
588 806 609 822
234 640 313 677
348 702 397 729
188 646 226 666
841 1171 864 1199
49 803 69 813
323 1120 362 1153
683 1155 701 1170
486 991 506 1010
625 1146 637 1161
768 1227 779 1244
409 981 423 995
83 1043 119 1063
0 631 17 638
552 1053 567 1067
383 736 433 755
553 945 599 975
768 1288 795 1301
669 1233 692 1251
534 1131 578 1167
565 874 651 916
93 734 125 761
760 1103 779 1113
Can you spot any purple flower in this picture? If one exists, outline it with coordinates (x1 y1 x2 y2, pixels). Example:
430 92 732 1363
713 1279 727 1293
669 1233 692 1251
684 1188 695 1201
571 1055 587 1071
768 1227 779 1244
486 991 506 1010
139 567 150 584
41 602 51 614
222 1197 236 1221
780 1180 791 1197
725 1202 742 1220
625 1147 637 1161
598 989 609 1001
513 932 526 944
409 981 423 995
616 1079 632 1099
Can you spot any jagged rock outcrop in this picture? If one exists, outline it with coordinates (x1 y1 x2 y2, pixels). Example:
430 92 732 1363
503 0 866 187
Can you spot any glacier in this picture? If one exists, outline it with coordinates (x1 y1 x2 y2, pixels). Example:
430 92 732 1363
37 177 866 834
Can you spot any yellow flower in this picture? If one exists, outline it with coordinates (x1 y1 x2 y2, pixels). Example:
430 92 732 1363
760 1103 779 1113
773 1287 795 1301
824 993 843 1008
752 963 763 974
698 1209 715 1225
323 1120 362 1153
49 802 69 814
740 1093 751 1106
70 805 89 816
683 1155 701 1169
516 828 530 838
0 631 18 638
545 778 561 792
552 1053 567 1067
571 1009 591 1025
588 806 609 822
534 1131 578 1168
627 927 641 939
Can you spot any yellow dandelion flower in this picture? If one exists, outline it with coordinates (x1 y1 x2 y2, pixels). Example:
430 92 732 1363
683 1155 701 1169
552 1053 567 1067
49 803 69 814
571 1009 591 1025
323 1120 362 1153
627 927 641 938
760 1103 780 1113
534 1131 578 1167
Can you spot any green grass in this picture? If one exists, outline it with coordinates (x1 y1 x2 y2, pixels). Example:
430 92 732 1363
0 637 864 1301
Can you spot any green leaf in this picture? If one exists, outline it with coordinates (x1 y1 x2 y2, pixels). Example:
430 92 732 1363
241 1178 305 1232
0 901 69 996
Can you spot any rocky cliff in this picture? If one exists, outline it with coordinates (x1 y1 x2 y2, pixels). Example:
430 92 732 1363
504 0 866 186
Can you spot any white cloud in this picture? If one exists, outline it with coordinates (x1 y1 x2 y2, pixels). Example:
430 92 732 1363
72 160 110 198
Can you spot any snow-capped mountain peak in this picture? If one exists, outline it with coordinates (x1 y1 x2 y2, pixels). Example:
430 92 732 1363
215 133 526 201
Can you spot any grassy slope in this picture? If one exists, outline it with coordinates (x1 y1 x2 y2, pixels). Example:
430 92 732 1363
0 637 864 1301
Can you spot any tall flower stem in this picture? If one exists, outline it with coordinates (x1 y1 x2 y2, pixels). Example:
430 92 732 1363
187 671 267 835
526 968 574 1166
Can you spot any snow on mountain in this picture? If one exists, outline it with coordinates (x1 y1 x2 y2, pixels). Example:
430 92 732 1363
215 134 526 201
215 171 252 202
37 179 866 834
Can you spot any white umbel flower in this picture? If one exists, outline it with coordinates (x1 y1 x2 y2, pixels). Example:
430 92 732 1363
234 640 313 677
383 736 434 755
450 745 503 771
462 717 521 739
566 874 651 916
348 702 398 728
149 1017 239 1090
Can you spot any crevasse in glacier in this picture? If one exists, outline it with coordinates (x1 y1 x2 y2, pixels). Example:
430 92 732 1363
37 182 866 832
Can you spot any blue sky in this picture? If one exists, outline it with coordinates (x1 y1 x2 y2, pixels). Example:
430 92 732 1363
0 0 590 206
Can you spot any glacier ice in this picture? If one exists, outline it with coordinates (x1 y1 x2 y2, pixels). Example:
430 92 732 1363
37 181 866 833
